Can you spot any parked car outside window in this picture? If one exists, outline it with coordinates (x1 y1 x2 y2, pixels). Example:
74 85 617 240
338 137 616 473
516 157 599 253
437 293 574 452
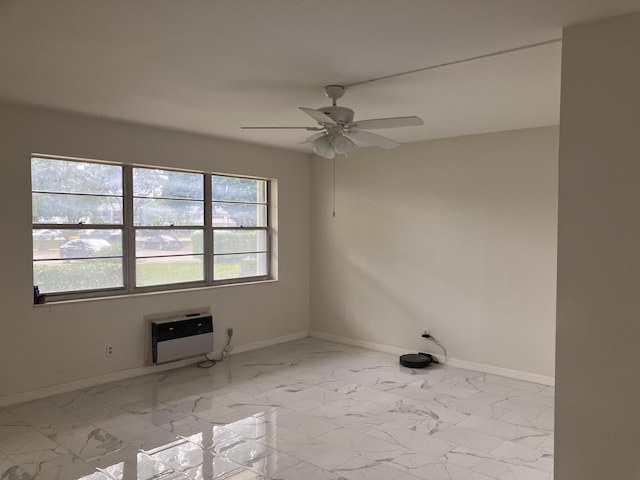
143 235 183 251
59 239 112 259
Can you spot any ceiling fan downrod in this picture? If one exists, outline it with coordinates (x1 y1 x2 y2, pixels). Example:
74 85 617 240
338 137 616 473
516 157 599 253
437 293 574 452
323 85 346 106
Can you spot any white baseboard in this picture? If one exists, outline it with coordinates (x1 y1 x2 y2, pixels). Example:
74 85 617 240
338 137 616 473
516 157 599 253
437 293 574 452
0 330 309 408
309 330 555 387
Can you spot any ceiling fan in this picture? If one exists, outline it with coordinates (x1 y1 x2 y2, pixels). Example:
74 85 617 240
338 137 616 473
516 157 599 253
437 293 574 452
241 85 424 158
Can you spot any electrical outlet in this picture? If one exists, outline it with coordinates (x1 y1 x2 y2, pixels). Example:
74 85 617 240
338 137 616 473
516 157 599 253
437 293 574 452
421 328 430 337
105 345 113 357
227 326 234 337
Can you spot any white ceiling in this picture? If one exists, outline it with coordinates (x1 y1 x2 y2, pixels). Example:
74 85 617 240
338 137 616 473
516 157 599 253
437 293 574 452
1 1 639 152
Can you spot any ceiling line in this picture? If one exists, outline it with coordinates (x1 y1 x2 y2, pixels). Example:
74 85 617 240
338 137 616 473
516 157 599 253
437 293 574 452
344 38 562 88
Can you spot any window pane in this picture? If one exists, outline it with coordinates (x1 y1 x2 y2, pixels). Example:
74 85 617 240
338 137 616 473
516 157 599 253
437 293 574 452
214 252 267 280
33 193 123 224
34 229 122 260
133 198 204 226
213 202 267 227
31 158 122 195
136 256 204 287
133 168 203 200
34 258 123 293
214 230 267 255
136 229 203 257
212 176 266 203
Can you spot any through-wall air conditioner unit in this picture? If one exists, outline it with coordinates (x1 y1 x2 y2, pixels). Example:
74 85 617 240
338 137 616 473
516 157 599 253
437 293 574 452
151 313 213 364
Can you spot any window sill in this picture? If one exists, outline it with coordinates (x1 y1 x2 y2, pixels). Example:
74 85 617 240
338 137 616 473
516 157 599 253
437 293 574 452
32 278 278 307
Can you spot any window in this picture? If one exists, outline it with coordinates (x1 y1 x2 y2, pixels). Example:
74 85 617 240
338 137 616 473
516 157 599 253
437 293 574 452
212 176 269 281
133 168 205 288
32 158 125 293
31 155 272 300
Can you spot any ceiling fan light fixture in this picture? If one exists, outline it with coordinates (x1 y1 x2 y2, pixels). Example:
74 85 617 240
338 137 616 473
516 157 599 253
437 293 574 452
311 135 335 159
332 133 357 156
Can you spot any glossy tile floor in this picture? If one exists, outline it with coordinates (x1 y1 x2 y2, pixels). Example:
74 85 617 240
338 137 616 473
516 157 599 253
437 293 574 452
0 338 554 479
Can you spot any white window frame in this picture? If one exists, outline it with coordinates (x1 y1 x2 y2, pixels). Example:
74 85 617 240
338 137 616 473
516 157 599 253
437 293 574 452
31 154 273 302
211 174 270 285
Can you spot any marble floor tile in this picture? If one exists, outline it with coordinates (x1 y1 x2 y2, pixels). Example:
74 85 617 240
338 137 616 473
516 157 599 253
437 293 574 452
367 424 455 457
432 394 509 420
9 405 85 436
397 461 496 480
503 390 555 409
263 431 360 470
537 436 554 455
159 416 240 451
99 417 179 452
88 446 174 480
387 397 469 425
0 425 69 466
76 471 114 480
456 414 545 442
0 453 32 480
497 406 554 433
18 452 97 480
145 438 247 479
445 446 551 480
432 424 504 454
344 453 498 480
489 440 544 464
379 382 440 403
221 414 276 441
315 428 409 462
274 460 347 480
333 455 423 480
7 400 52 416
1 338 554 480
319 381 408 406
238 449 301 478
47 424 124 461
305 398 390 432
0 409 23 424
264 408 339 438
66 401 130 426
457 379 515 396
480 375 547 394
202 392 280 421
217 437 277 467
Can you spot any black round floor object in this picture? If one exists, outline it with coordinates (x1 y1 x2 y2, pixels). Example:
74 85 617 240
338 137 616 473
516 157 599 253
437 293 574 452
399 353 433 368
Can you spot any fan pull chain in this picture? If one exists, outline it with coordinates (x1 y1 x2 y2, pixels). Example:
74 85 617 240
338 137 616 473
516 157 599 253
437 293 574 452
332 156 336 218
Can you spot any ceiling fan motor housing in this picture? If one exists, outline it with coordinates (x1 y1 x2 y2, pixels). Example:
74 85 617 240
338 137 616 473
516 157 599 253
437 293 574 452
319 106 355 126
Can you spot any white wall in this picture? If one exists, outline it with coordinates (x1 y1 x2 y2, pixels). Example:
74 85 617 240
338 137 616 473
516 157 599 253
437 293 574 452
0 102 310 400
556 13 640 479
310 126 558 378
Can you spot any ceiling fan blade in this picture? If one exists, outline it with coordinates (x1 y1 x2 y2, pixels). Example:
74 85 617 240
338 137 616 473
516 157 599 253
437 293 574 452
299 107 337 126
346 130 400 150
350 116 423 130
241 126 322 130
300 132 326 144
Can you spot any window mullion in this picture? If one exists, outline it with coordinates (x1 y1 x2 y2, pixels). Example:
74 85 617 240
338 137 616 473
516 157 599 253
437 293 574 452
204 173 213 284
123 165 135 293
267 181 271 278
